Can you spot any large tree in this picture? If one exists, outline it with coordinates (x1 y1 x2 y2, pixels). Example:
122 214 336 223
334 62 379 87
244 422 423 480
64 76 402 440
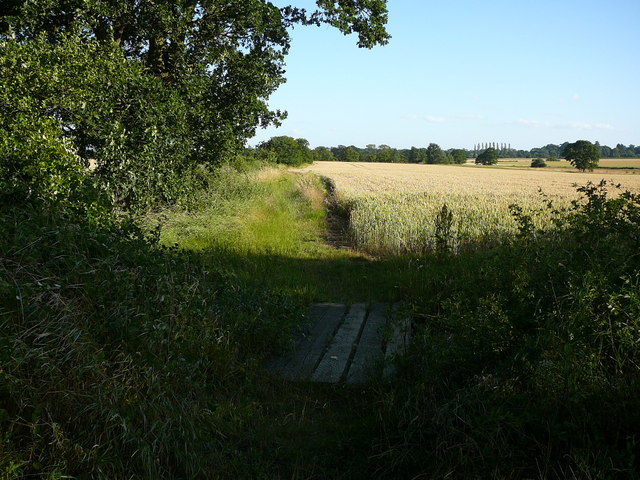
0 0 389 208
449 149 467 165
563 140 600 171
257 135 312 166
426 143 447 164
475 147 499 165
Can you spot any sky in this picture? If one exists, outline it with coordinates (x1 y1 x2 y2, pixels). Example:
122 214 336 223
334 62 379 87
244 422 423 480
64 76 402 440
249 0 640 151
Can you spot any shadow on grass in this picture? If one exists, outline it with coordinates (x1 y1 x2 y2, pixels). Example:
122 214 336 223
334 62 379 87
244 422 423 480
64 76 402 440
196 245 415 304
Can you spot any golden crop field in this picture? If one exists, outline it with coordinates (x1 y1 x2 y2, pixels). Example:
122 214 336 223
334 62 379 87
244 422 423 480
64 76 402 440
497 157 640 170
302 161 640 254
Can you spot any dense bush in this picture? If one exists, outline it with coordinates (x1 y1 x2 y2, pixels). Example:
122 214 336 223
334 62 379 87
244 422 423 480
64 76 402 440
0 35 202 211
0 195 304 478
377 181 640 478
531 157 547 167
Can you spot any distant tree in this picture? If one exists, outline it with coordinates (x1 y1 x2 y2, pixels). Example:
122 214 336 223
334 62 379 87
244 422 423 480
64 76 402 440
257 136 312 166
295 138 313 163
392 149 408 163
362 144 378 162
450 149 467 164
313 146 335 161
563 140 600 171
531 158 547 168
376 145 393 163
409 147 428 164
344 146 360 162
426 143 447 164
475 147 499 165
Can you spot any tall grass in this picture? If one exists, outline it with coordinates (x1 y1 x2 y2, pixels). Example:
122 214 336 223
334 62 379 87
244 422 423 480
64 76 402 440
366 181 640 478
0 169 311 478
156 167 408 303
4 161 639 479
305 161 640 255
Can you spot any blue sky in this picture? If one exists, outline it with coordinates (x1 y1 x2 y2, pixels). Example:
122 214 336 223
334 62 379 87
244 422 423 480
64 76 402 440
250 0 640 150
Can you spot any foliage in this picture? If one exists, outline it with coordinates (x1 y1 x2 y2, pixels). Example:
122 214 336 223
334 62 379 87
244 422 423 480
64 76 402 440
373 181 640 478
312 145 336 161
1 34 213 211
564 140 600 171
1 1 389 211
257 135 312 166
450 148 467 164
475 147 499 165
296 142 640 166
530 157 547 167
426 142 448 164
0 167 313 479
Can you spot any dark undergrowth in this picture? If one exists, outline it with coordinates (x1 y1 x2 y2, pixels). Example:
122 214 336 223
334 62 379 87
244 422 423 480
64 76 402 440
0 203 306 478
2 170 640 479
374 181 640 479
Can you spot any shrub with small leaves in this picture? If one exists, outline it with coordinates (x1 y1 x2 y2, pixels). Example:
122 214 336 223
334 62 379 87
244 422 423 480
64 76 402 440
530 157 547 168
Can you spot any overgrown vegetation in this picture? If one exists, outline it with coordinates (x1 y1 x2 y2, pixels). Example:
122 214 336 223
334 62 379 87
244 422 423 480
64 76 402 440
3 159 640 478
2 2 639 478
373 180 640 478
0 175 309 478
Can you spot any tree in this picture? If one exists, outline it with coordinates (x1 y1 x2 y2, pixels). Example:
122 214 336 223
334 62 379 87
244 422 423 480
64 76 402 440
426 143 447 164
1 1 389 209
531 158 547 168
377 145 393 163
344 146 360 162
313 146 335 162
475 147 499 165
257 136 311 166
409 147 427 164
563 140 600 171
450 149 467 165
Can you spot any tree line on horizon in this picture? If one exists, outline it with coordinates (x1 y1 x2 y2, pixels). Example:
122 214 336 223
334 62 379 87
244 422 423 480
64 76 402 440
476 142 640 160
249 136 640 167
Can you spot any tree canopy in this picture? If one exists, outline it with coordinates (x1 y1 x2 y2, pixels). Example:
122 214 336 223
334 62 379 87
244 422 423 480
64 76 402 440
426 143 447 164
257 135 312 166
0 0 389 210
450 149 467 165
563 140 600 172
475 147 499 165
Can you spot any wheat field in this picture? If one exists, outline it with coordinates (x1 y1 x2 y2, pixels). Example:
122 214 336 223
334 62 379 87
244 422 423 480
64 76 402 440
301 161 640 254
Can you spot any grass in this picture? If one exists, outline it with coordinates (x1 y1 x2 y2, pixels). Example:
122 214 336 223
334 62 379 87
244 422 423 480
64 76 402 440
304 161 640 254
154 166 640 479
153 166 408 303
1 167 400 479
3 162 640 479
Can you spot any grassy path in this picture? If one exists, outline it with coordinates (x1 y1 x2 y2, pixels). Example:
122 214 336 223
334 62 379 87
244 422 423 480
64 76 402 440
151 167 414 478
157 167 410 303
8 164 637 478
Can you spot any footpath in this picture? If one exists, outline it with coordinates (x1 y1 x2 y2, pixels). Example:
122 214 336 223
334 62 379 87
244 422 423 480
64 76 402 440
267 302 410 384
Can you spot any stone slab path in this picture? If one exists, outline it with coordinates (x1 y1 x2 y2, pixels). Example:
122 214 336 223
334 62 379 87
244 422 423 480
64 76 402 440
267 302 411 384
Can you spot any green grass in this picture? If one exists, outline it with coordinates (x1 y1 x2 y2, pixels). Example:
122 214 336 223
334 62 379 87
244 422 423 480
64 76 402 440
4 165 640 479
155 167 408 303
